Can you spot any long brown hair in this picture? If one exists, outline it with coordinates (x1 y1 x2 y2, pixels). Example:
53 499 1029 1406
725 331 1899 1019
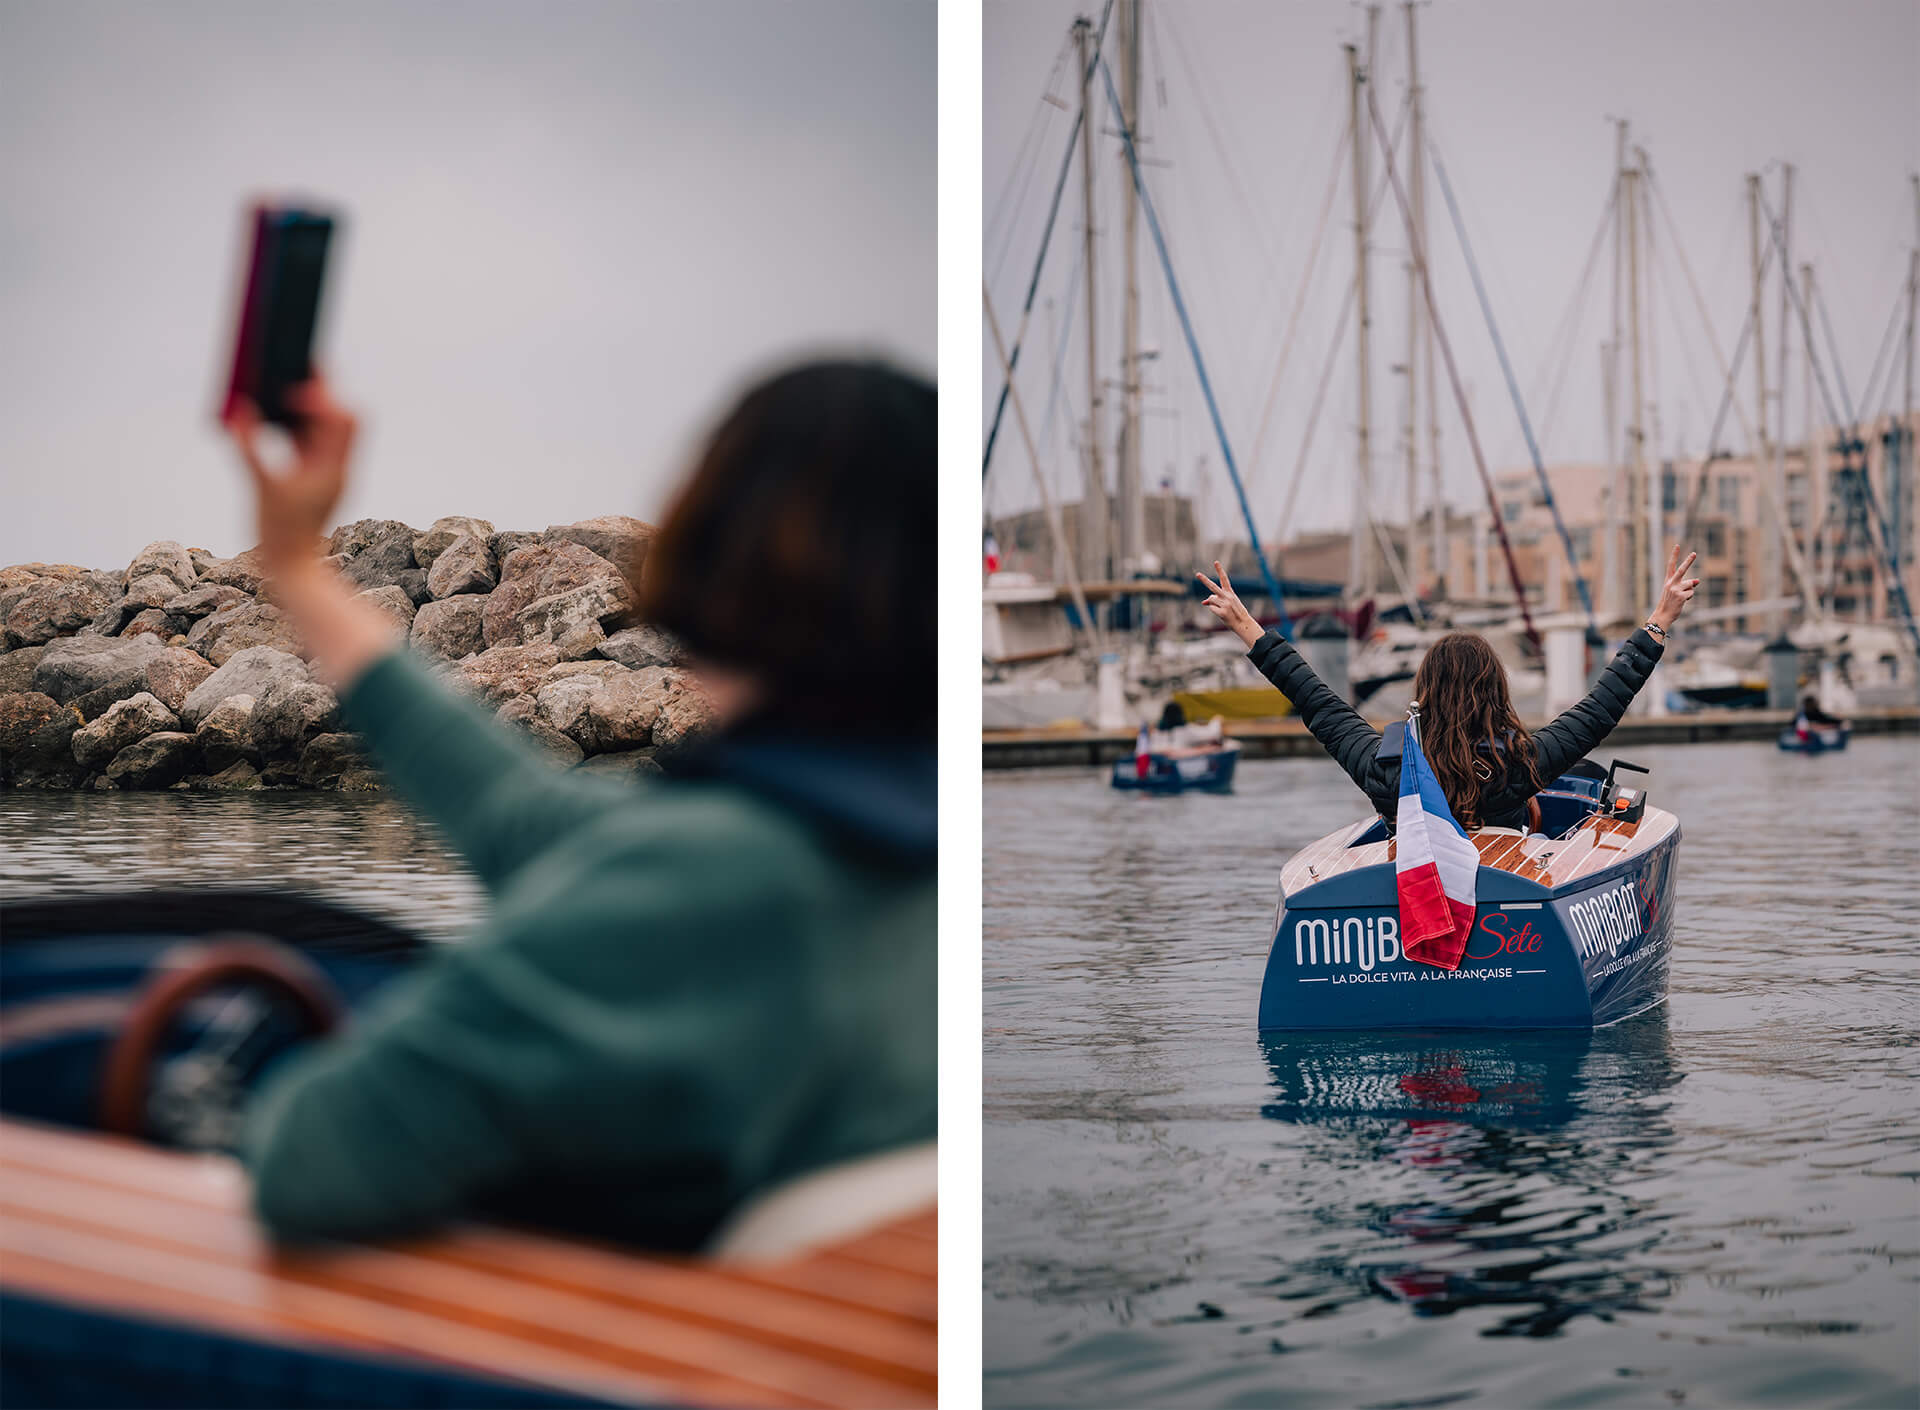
1409 632 1541 829
633 360 935 736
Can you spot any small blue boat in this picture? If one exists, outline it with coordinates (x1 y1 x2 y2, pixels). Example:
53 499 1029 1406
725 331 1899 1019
1258 760 1678 1031
1777 723 1849 753
1110 740 1241 793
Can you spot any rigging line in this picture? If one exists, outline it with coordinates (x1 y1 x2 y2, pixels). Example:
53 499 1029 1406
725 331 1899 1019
1263 94 1410 540
1362 75 1538 649
1811 278 1858 426
1243 123 1350 499
985 30 1074 281
1428 141 1596 631
1757 189 1920 653
1645 168 1760 457
981 0 1117 483
1675 240 1773 546
986 233 1087 510
1516 179 1617 466
985 282 1104 657
1855 273 1911 423
1096 50 1292 636
1274 275 1357 546
1246 91 1410 503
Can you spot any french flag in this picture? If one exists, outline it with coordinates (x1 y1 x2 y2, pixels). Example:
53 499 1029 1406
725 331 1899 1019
1394 714 1479 970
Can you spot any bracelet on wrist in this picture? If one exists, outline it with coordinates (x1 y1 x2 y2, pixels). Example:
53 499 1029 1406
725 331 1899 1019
1644 620 1668 641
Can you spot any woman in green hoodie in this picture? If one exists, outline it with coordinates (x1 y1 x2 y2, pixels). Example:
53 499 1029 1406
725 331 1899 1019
223 363 935 1249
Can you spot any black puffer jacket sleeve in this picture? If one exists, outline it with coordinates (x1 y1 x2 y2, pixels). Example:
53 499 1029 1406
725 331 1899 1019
1530 627 1666 779
1247 631 1398 810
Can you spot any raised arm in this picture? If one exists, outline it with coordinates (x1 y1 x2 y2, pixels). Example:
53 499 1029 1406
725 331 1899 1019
1532 546 1697 779
225 379 634 890
1197 563 1389 797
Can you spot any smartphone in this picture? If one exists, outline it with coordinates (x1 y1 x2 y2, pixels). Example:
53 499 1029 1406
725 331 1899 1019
220 203 337 429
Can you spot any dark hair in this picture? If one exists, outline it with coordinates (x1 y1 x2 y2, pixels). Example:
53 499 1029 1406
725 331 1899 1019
1409 632 1543 830
634 360 935 735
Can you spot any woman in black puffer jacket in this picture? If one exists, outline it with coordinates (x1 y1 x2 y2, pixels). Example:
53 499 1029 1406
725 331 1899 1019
1194 547 1699 831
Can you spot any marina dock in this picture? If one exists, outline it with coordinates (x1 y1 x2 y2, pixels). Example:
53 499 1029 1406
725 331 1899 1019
983 706 1920 769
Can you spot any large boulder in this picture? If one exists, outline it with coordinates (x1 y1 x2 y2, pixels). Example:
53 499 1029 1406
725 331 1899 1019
194 693 256 772
488 530 541 564
198 759 263 790
186 602 303 665
481 542 627 648
31 635 164 703
532 675 600 738
413 517 496 573
410 595 488 661
163 584 252 621
8 708 86 788
103 732 197 789
512 582 628 660
143 648 217 715
453 642 561 707
298 732 372 788
121 607 182 641
598 624 684 670
0 691 59 755
328 519 415 560
542 516 653 578
354 584 418 632
0 645 47 695
329 520 418 592
80 598 139 637
497 695 585 764
72 692 179 769
122 541 198 607
3 575 116 647
394 568 432 606
178 647 311 728
650 668 714 753
426 534 497 598
250 676 340 759
197 548 269 594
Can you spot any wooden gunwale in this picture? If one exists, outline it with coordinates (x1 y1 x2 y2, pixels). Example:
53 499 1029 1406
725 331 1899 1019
0 1117 935 1408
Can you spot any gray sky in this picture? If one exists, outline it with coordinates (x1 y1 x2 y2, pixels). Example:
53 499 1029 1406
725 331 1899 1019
984 0 1919 545
1 0 933 570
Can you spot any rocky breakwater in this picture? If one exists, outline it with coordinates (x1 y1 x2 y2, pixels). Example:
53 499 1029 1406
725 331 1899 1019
0 515 713 792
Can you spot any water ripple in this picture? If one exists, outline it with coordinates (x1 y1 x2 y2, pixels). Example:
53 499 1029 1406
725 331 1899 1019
986 737 1920 1407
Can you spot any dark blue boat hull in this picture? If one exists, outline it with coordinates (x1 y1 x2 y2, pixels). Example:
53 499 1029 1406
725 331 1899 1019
1110 745 1240 793
1777 724 1848 753
1257 816 1679 1032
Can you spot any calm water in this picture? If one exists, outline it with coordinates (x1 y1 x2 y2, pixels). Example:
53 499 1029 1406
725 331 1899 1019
986 737 1920 1408
0 793 484 942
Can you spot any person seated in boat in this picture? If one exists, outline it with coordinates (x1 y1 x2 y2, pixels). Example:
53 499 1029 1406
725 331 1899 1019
1796 693 1844 730
1148 700 1224 753
1194 547 1699 834
221 362 934 1249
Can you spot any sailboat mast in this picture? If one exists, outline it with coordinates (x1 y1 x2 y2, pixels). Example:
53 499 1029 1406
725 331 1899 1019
1636 148 1661 631
1803 260 1818 621
1746 172 1770 632
1402 1 1421 592
1603 119 1626 624
1118 0 1144 580
1406 2 1443 599
1073 17 1109 590
1625 158 1648 624
1346 34 1376 602
1769 164 1793 635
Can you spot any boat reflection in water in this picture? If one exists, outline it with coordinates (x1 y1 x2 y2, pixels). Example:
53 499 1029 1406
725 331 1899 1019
1258 1011 1681 1338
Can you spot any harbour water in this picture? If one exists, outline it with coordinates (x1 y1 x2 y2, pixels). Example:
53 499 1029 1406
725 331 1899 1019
0 793 483 942
986 738 1920 1407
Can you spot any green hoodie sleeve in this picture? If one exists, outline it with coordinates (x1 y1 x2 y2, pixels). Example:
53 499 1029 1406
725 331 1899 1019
340 650 641 891
241 807 824 1243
